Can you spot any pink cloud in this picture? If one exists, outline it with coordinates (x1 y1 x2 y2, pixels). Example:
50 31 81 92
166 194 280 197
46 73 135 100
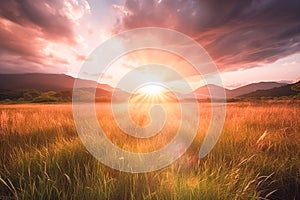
0 0 90 73
113 0 300 71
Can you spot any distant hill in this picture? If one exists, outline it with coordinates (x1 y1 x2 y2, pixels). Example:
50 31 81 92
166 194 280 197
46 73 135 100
0 74 297 102
0 73 113 92
229 82 287 98
0 74 116 102
186 82 287 99
0 73 115 97
240 81 300 98
192 84 230 99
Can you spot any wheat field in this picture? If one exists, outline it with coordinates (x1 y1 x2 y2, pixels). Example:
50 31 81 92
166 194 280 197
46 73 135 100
0 101 299 199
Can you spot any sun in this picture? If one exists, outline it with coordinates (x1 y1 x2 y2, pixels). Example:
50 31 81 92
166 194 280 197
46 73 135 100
138 84 165 96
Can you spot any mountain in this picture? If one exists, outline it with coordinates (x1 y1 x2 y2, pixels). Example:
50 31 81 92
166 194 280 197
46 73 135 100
0 74 297 101
230 82 287 98
0 73 113 92
240 81 300 98
188 82 288 99
0 73 133 102
192 84 230 99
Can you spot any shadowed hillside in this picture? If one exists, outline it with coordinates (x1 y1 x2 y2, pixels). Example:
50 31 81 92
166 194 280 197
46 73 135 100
240 81 300 98
0 74 113 92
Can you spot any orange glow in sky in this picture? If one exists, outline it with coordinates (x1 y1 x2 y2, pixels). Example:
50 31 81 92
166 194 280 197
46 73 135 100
0 0 299 88
138 84 166 96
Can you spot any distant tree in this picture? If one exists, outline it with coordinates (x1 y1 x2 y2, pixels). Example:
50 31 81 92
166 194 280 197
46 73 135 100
53 91 72 102
3 99 12 103
0 90 23 101
291 82 300 92
23 93 33 101
18 98 25 102
24 90 40 99
32 91 58 103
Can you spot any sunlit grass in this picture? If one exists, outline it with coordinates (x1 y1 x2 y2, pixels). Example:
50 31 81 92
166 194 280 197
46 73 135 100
0 101 299 199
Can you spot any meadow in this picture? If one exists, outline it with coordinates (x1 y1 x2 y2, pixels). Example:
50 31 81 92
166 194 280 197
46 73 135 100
0 101 299 199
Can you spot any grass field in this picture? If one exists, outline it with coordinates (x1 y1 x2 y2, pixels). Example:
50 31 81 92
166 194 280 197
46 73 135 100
0 101 299 199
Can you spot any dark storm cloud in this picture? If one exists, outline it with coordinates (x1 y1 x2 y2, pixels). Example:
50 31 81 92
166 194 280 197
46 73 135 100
114 0 300 70
0 0 78 44
0 0 89 73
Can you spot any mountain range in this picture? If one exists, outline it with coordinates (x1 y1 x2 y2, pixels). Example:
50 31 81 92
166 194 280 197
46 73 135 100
0 73 113 92
192 82 288 99
0 74 299 100
240 82 299 98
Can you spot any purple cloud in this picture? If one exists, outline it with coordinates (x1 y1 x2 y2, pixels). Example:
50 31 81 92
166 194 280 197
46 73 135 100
113 0 300 70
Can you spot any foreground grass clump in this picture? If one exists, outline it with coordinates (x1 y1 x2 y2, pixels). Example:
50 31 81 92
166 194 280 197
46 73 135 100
0 102 299 199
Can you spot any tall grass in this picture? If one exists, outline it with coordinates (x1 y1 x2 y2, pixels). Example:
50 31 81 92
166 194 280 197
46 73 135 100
0 101 299 199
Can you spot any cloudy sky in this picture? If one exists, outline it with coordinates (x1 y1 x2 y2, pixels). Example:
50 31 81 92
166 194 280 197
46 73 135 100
0 0 299 89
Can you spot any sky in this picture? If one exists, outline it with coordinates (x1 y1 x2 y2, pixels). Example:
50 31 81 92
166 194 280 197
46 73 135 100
0 0 299 89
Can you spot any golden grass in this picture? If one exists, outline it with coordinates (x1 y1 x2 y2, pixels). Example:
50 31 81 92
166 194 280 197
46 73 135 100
0 101 299 199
